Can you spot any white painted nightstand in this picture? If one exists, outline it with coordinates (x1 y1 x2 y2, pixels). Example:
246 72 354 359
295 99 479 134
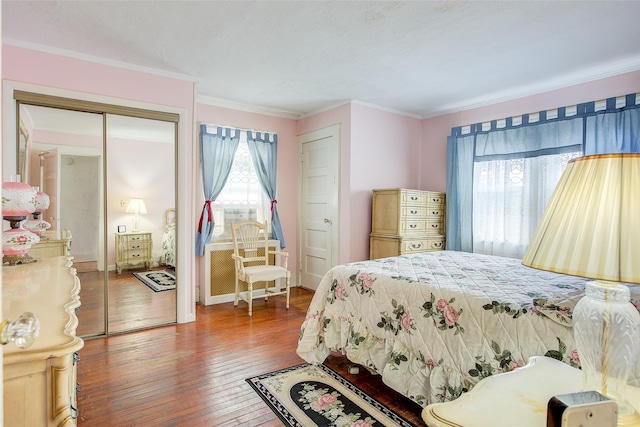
115 231 152 273
422 356 640 427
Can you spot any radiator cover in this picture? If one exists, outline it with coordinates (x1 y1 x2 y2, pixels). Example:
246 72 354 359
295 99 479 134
202 240 280 305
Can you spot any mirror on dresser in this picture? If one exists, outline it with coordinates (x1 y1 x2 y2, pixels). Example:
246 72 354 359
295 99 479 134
15 96 177 337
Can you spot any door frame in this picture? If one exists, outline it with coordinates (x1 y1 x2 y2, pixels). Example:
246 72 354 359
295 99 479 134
296 124 340 288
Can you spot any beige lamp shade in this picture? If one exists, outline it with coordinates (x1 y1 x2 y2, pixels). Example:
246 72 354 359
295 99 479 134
125 198 147 215
522 153 640 284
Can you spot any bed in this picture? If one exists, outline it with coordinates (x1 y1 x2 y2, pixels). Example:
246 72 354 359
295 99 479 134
161 208 176 268
296 250 640 407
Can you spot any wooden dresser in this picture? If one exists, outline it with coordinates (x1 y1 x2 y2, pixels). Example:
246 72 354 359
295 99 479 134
369 188 446 259
114 231 152 273
3 256 84 426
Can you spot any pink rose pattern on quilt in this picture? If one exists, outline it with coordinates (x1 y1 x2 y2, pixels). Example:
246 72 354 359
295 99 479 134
296 251 640 407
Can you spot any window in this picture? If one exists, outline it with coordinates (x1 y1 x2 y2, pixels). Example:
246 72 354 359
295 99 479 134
211 133 269 240
472 151 581 258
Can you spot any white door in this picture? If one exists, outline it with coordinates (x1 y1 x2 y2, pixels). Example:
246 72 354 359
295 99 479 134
297 125 340 291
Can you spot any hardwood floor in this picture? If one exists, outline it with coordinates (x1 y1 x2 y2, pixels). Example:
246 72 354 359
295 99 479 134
77 287 425 426
76 263 177 337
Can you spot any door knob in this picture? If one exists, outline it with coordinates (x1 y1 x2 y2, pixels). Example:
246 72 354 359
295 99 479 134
1 312 39 348
324 218 332 224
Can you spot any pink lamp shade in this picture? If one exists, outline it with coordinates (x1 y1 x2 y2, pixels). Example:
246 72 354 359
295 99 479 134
2 182 37 217
23 218 51 236
24 190 51 236
34 191 50 212
2 228 40 256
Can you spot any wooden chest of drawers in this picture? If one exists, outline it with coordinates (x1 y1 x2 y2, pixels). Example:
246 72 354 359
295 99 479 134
115 231 152 273
370 188 446 259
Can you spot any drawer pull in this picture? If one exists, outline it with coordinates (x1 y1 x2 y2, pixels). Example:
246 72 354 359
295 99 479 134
431 198 441 203
409 224 417 228
73 352 81 365
132 254 140 258
131 245 141 249
410 210 417 214
433 242 442 248
431 224 439 229
431 211 440 215
411 243 423 249
70 402 79 419
410 196 418 201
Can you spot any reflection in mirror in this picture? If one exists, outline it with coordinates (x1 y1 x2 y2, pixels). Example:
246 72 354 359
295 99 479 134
106 114 176 334
17 103 177 337
19 104 106 337
17 120 29 182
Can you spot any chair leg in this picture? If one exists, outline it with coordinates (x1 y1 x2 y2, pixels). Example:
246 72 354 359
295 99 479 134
234 277 239 307
285 276 290 310
248 282 253 316
264 282 269 301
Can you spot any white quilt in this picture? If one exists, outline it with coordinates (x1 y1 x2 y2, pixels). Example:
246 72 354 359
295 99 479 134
296 250 640 407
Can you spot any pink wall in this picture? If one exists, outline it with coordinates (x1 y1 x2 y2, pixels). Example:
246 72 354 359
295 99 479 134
195 103 298 270
349 104 422 261
297 103 422 262
420 70 640 192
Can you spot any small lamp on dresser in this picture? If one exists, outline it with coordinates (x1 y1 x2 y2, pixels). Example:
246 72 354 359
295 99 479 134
23 188 51 237
2 180 40 265
522 153 640 425
126 197 147 232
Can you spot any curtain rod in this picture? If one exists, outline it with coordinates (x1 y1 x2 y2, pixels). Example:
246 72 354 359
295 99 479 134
202 123 277 135
459 92 639 135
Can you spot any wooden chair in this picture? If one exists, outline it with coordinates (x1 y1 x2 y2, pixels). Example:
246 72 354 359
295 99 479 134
230 221 290 316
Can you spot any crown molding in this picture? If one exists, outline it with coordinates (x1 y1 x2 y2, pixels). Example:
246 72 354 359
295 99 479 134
424 55 640 119
3 38 199 84
196 95 302 120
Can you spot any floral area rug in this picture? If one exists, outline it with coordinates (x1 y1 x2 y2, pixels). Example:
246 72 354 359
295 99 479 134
246 363 414 427
133 270 176 292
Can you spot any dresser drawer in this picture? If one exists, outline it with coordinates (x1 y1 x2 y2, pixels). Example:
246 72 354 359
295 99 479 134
399 219 444 235
425 192 445 206
401 189 428 205
400 236 445 253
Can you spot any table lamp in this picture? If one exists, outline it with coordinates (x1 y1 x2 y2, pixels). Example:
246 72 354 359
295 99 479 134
2 181 40 265
24 188 51 237
522 153 640 424
126 198 147 232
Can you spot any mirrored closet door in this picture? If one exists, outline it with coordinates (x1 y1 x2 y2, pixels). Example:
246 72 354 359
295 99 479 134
16 94 178 337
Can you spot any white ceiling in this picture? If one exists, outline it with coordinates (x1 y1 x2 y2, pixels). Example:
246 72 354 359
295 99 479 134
3 1 640 119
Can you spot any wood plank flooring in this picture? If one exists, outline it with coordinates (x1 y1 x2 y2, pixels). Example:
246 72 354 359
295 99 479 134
77 287 425 426
76 263 177 337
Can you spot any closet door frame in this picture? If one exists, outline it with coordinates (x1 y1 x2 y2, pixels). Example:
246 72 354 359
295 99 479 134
3 80 194 330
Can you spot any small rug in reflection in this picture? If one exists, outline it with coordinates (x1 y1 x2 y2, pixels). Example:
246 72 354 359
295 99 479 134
133 270 176 292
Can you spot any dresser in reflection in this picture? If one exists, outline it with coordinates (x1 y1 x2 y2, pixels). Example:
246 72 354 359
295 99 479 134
3 256 84 426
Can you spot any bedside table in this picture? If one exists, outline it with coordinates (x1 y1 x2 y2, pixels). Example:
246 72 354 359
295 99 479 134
115 231 152 273
422 356 640 427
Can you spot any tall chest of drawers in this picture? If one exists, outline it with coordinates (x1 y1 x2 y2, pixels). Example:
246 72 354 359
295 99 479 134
369 188 446 259
115 231 152 273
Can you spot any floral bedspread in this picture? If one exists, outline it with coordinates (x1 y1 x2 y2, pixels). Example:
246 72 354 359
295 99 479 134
296 250 640 407
161 223 176 267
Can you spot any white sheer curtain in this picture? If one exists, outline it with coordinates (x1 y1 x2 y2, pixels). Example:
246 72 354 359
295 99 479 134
472 152 580 258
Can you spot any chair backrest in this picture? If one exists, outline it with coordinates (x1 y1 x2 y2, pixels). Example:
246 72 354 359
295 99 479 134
230 221 270 265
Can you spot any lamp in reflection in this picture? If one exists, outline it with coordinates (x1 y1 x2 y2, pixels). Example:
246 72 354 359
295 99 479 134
2 181 40 265
24 188 51 237
522 153 640 425
126 198 147 232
